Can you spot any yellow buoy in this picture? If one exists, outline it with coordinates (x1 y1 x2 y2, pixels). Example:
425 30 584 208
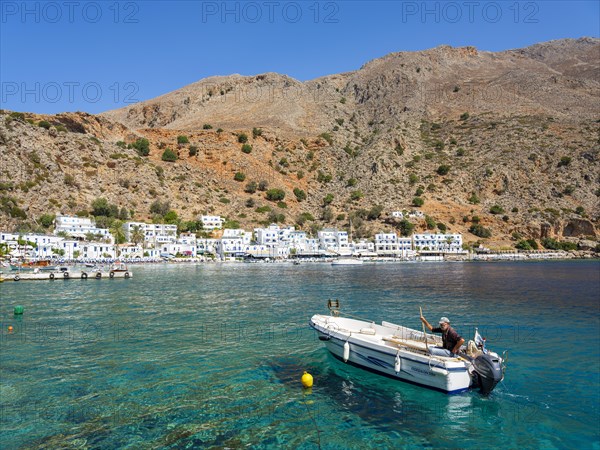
301 371 313 388
8 326 14 334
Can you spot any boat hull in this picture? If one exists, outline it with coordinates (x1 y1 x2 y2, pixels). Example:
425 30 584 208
310 315 472 394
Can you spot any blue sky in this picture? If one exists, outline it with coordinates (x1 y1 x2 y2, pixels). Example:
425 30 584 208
1 1 598 114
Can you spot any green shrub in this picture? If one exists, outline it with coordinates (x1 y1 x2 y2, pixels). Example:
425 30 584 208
437 164 450 176
256 206 271 213
398 219 415 236
39 214 55 228
277 201 287 209
560 242 577 251
425 216 436 229
241 144 252 154
296 212 315 226
203 124 213 129
347 178 357 187
317 171 332 183
557 156 572 167
132 138 150 156
189 146 198 157
323 193 334 205
245 181 257 193
368 205 383 220
149 200 170 216
516 240 532 250
268 211 286 223
38 120 51 129
238 133 248 143
258 180 269 191
9 112 25 120
161 148 177 162
460 112 470 121
456 147 465 156
234 172 246 182
322 207 334 222
293 188 306 202
177 135 189 144
437 222 447 233
64 174 76 186
412 197 424 207
319 133 333 145
469 224 492 238
468 193 480 204
541 238 561 250
490 205 505 214
164 210 179 224
350 190 364 201
252 127 262 138
266 188 285 201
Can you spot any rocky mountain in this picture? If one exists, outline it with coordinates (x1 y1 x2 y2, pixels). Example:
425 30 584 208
1 38 599 249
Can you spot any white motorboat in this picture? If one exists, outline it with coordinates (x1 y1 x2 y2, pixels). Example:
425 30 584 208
331 258 364 266
309 301 506 395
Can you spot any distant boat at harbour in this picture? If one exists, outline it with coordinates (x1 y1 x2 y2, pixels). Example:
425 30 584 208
10 259 57 271
331 258 364 266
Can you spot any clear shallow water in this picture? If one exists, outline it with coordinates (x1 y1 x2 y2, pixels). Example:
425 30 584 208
1 260 598 449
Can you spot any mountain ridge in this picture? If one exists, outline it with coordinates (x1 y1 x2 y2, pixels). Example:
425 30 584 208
1 38 599 249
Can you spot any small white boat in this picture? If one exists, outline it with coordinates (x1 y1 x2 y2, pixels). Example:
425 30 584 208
309 301 505 395
331 258 364 266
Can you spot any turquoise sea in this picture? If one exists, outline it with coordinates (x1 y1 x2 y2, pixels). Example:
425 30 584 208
1 260 599 449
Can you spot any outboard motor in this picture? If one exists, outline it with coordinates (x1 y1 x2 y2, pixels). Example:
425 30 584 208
472 353 503 395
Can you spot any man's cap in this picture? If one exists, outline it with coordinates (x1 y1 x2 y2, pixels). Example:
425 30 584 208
439 317 450 324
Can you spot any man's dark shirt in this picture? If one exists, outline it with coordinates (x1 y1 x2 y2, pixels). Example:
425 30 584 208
432 326 462 351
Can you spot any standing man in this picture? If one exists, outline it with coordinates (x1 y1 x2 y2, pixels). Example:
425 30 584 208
421 315 465 356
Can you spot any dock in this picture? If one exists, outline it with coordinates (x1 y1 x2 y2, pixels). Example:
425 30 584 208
0 269 132 282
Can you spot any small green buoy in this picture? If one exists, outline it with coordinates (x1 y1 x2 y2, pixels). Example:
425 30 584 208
13 305 24 315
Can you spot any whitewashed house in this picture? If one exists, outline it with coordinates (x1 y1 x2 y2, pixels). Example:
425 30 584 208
200 215 225 230
79 242 116 259
351 239 376 257
117 244 144 259
413 233 463 253
55 215 112 242
0 233 64 258
123 222 177 247
375 232 400 256
318 229 351 256
196 238 218 256
255 224 281 247
285 231 321 257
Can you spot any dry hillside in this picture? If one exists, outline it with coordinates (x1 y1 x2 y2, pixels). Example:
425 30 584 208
1 38 599 249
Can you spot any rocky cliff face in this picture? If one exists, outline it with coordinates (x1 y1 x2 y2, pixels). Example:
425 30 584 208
1 38 598 248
